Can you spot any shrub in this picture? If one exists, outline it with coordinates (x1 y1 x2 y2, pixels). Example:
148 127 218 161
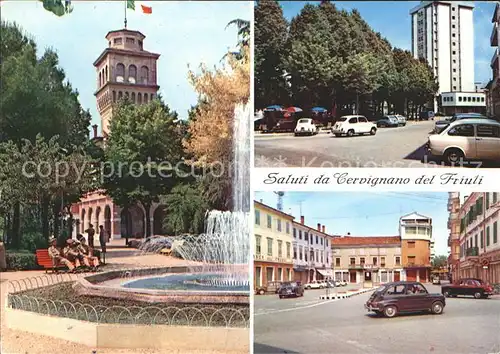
20 232 47 253
6 251 39 270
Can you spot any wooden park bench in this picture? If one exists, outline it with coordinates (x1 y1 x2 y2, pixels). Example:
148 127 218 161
35 249 69 274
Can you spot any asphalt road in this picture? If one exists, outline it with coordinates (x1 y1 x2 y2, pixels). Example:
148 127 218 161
254 121 499 168
254 284 500 354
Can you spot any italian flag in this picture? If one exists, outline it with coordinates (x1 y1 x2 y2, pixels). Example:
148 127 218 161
127 0 152 14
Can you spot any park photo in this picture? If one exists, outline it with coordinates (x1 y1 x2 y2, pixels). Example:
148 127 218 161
254 1 499 168
0 1 251 353
253 191 500 353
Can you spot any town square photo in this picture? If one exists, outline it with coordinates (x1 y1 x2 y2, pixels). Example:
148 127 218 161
253 191 500 353
254 1 500 168
0 1 250 353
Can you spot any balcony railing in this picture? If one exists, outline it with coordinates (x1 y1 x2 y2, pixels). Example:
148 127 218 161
492 48 499 68
348 263 363 269
465 247 479 257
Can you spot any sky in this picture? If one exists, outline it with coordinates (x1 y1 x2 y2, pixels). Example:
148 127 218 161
1 0 250 131
254 192 450 257
280 1 495 87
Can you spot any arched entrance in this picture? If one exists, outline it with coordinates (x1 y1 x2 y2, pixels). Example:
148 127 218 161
88 207 93 230
153 205 166 235
95 206 101 229
120 205 145 238
81 209 86 234
104 205 111 242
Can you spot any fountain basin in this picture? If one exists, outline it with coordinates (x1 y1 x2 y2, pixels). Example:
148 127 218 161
73 267 250 305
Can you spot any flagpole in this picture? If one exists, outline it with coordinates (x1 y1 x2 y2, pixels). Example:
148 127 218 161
124 0 127 28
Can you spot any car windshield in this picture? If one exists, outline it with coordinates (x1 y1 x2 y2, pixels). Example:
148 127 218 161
298 119 310 124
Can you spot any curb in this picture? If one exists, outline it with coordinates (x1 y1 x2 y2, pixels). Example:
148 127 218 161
319 287 376 300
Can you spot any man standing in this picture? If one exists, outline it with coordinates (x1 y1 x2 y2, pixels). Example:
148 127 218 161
99 225 107 264
85 224 95 249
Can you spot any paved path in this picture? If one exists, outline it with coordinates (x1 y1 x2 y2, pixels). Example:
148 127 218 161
255 121 499 168
254 284 500 354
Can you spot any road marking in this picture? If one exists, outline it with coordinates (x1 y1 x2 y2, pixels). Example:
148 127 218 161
255 299 339 316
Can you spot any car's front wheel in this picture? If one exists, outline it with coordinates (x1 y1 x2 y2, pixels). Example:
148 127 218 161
383 305 398 318
444 148 465 165
431 301 444 315
474 291 483 299
258 289 265 295
370 127 377 135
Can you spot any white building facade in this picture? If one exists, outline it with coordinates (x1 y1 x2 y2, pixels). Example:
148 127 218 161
410 1 485 114
292 217 332 283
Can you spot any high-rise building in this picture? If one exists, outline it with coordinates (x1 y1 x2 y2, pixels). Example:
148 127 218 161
447 192 461 281
410 1 486 114
71 28 164 242
490 2 500 117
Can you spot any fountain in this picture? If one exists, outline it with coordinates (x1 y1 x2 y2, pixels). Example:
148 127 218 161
73 103 251 303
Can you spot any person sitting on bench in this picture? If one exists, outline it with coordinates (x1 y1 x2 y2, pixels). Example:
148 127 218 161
47 237 76 271
63 239 90 269
76 234 100 269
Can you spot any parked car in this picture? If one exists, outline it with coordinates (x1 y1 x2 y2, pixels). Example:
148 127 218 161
364 281 445 318
294 118 319 136
338 279 348 286
434 113 488 134
331 115 377 137
427 118 500 164
255 280 283 295
432 277 441 285
441 278 494 299
376 115 399 128
304 280 325 289
278 281 304 298
395 115 407 126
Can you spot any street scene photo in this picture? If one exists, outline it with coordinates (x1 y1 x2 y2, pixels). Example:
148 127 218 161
253 191 500 353
0 1 251 353
254 1 499 168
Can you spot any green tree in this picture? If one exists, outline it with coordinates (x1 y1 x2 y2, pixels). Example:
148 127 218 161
432 255 448 268
254 0 289 108
161 183 209 235
103 99 185 237
39 0 73 17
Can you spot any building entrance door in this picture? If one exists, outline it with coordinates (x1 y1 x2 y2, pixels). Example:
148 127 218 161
394 271 400 281
349 271 356 283
364 271 372 281
407 269 417 281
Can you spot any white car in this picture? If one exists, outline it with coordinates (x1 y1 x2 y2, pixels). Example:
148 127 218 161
427 118 500 164
304 280 325 289
331 115 377 137
294 118 318 136
395 115 407 126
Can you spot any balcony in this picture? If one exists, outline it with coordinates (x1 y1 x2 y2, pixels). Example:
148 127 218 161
348 263 364 270
465 247 479 258
491 22 498 47
492 49 499 69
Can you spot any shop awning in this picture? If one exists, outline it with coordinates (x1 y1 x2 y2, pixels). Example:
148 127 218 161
317 269 333 277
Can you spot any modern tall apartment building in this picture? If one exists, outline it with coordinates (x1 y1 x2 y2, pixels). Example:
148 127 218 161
490 2 500 117
410 1 486 114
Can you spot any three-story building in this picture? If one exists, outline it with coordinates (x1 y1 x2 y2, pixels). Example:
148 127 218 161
254 201 294 290
331 236 402 286
458 193 500 284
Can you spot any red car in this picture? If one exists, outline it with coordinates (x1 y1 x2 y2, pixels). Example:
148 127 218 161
441 278 494 299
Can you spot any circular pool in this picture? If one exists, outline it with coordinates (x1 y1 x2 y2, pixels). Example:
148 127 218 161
122 273 249 292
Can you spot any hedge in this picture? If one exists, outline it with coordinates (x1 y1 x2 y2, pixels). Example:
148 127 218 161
6 251 39 270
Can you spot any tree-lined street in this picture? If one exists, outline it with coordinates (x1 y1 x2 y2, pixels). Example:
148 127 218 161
254 283 500 354
255 121 435 168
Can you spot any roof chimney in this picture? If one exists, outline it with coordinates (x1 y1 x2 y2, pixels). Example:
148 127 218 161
92 124 98 138
322 225 325 233
300 216 304 224
317 223 321 231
